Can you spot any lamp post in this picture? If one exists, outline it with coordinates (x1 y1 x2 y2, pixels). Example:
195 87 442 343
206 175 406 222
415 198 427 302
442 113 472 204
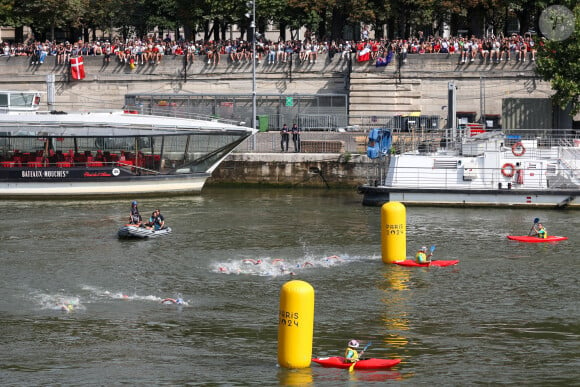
249 1 257 149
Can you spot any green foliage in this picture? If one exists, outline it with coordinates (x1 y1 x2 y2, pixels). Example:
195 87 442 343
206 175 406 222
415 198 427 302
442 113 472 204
0 0 15 26
535 4 580 116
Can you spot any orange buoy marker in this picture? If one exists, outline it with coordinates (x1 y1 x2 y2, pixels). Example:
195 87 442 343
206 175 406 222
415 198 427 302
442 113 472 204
277 280 315 369
381 201 406 263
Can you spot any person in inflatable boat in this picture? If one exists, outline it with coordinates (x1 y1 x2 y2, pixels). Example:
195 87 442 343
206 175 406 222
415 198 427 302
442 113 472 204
415 246 432 264
145 209 165 230
129 200 142 225
345 340 361 363
532 223 547 239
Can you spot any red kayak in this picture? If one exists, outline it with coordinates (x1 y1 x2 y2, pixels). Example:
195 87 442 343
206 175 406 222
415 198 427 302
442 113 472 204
312 356 401 370
394 260 459 267
506 235 568 243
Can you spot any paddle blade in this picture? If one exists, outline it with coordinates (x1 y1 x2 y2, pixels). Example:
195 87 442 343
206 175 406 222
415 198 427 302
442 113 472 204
533 218 540 224
363 341 373 352
430 245 436 254
349 362 356 372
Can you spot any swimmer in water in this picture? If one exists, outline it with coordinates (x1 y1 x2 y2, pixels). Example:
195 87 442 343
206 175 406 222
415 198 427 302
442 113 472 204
58 303 74 312
243 259 262 265
161 294 184 305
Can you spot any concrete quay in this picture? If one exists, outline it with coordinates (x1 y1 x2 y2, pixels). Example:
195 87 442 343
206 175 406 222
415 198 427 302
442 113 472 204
208 131 372 189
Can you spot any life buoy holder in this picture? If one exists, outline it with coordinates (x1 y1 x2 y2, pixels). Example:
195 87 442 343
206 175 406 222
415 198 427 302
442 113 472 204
512 142 526 156
501 163 516 177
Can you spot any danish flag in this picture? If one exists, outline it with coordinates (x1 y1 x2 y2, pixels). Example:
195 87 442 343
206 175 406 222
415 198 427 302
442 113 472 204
70 56 86 80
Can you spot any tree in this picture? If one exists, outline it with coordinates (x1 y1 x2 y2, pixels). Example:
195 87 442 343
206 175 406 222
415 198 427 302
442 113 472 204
535 3 580 116
13 0 87 41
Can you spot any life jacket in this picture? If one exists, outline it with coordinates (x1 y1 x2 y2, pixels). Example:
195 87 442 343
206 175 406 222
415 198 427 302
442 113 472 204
344 347 359 362
538 228 547 239
416 251 428 263
130 206 141 224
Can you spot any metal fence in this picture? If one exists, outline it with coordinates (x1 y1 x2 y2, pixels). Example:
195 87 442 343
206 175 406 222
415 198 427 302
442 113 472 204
124 93 349 131
124 93 448 134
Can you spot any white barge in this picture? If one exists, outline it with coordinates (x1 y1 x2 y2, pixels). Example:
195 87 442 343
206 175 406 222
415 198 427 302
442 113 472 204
358 127 580 208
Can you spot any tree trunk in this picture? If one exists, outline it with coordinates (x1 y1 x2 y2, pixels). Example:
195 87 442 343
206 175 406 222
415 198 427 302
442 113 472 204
279 21 287 41
331 7 347 40
213 18 221 41
317 8 327 42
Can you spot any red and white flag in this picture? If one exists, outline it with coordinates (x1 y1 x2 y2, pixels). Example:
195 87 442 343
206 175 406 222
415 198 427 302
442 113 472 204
357 47 371 62
70 56 85 80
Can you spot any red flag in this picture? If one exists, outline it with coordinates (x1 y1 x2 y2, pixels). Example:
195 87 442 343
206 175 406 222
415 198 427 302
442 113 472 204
357 47 371 62
70 56 85 80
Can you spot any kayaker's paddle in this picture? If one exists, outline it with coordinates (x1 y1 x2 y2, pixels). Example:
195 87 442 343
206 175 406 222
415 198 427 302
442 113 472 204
528 218 540 236
429 245 436 261
348 341 372 372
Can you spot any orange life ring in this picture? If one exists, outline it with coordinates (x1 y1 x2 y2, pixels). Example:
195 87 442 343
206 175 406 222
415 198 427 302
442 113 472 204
512 142 526 156
501 163 516 177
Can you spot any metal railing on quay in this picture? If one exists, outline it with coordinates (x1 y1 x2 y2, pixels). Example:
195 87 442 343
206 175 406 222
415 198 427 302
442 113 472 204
234 128 580 155
235 131 370 154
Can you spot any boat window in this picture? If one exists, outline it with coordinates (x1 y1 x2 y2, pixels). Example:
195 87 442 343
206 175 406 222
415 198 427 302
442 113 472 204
433 159 459 169
10 93 36 107
0 94 8 107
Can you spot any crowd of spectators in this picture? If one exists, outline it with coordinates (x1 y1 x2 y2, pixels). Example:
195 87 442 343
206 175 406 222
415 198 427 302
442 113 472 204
0 31 539 67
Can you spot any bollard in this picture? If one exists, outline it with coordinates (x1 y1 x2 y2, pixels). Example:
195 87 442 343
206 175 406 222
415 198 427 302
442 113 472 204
381 201 406 263
277 280 315 369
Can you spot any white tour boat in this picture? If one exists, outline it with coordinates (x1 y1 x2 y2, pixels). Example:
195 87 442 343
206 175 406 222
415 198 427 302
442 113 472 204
0 102 256 198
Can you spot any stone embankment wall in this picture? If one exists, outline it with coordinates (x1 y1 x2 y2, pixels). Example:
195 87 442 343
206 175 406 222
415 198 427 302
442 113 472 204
207 151 372 189
0 52 547 122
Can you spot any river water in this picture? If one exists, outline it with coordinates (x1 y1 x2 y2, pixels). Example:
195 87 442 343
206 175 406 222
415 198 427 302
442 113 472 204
1 187 578 385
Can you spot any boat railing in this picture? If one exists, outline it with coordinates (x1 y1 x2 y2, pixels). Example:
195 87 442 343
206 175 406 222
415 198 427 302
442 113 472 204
375 165 564 190
123 105 246 127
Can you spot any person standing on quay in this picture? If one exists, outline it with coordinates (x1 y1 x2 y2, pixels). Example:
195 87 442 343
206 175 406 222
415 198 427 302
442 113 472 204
280 123 289 152
291 123 301 153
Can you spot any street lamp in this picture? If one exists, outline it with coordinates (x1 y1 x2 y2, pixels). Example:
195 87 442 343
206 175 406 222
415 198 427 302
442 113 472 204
247 1 257 149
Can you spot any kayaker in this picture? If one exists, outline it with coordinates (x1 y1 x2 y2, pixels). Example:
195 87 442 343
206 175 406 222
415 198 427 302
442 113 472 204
415 246 432 264
345 340 361 363
532 223 547 239
129 200 142 225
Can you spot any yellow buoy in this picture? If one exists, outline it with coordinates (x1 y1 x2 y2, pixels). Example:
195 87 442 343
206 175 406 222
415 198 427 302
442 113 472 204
277 280 315 369
381 201 406 263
